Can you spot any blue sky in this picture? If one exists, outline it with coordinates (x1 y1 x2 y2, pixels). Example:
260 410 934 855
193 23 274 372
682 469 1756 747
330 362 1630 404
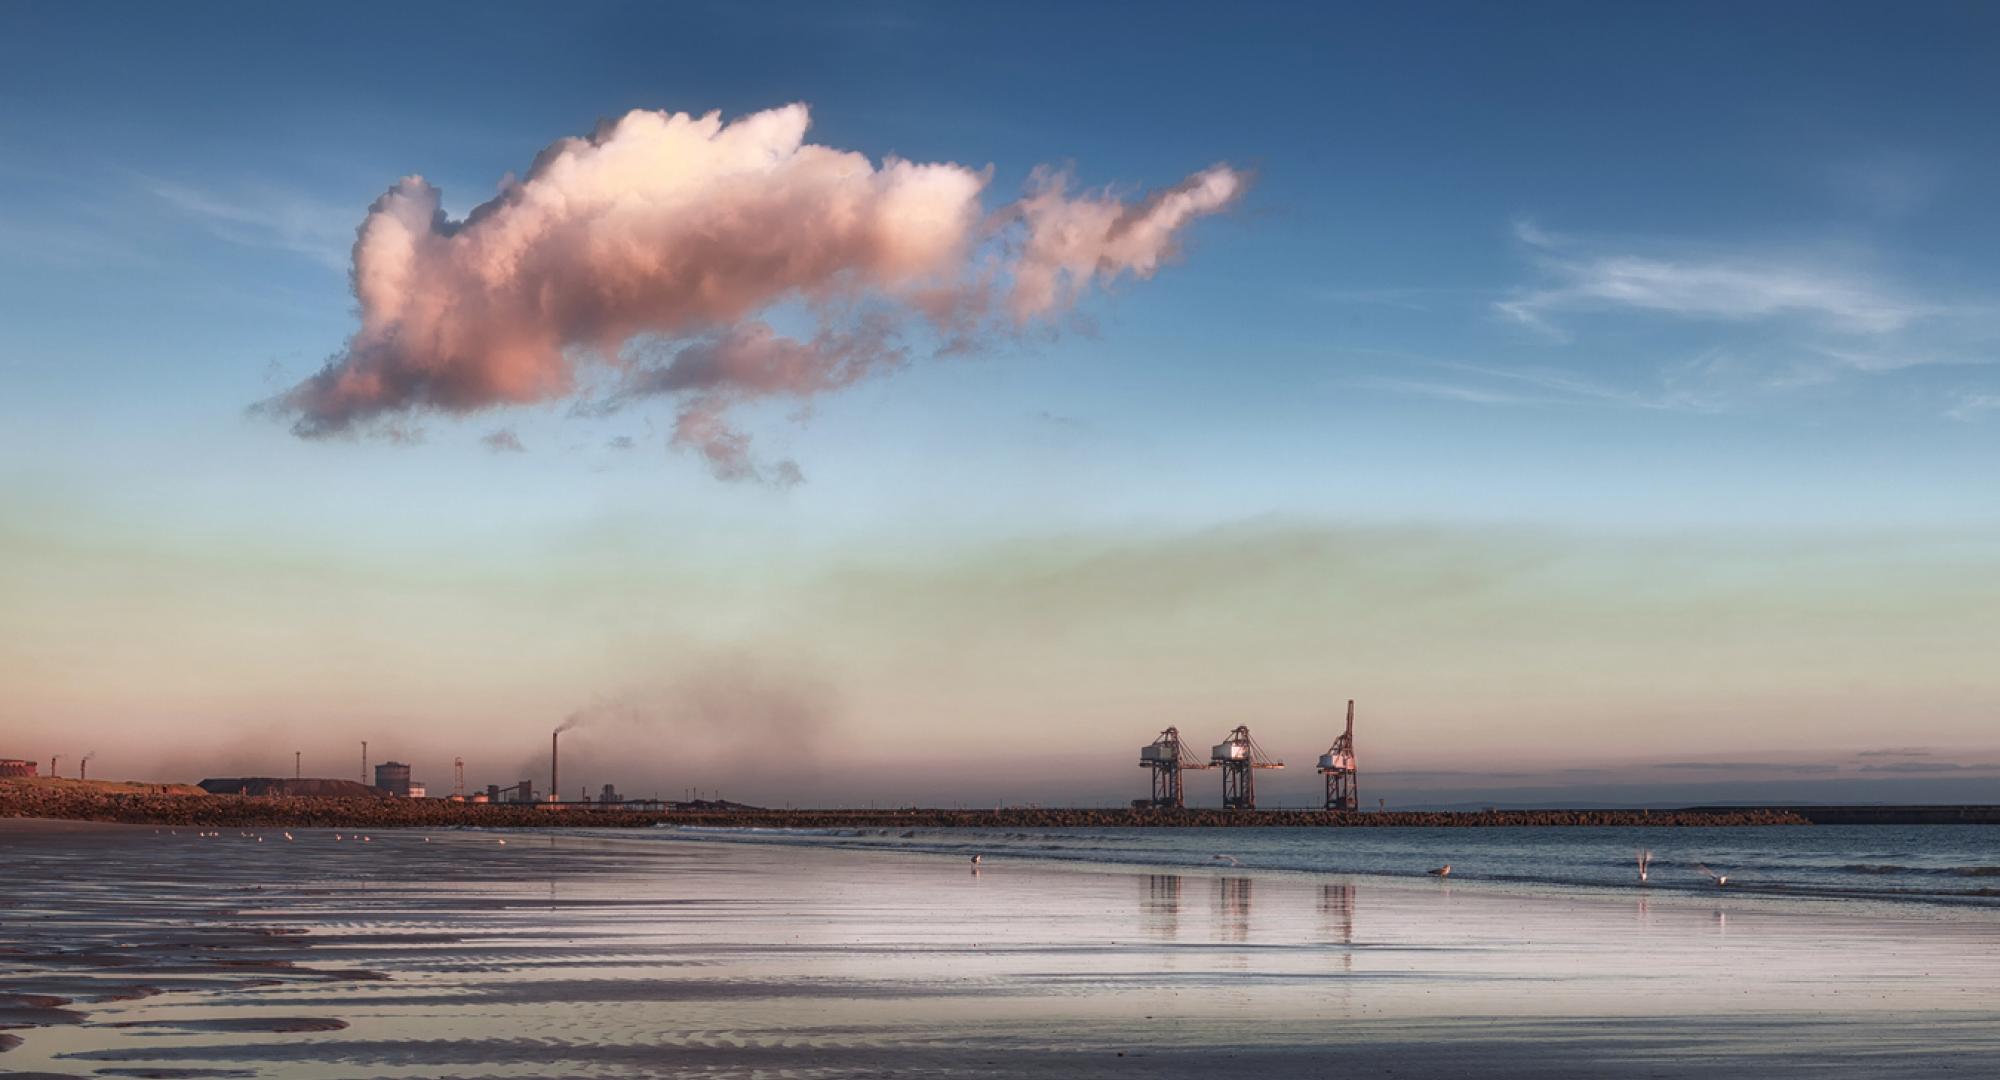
2 2 1996 804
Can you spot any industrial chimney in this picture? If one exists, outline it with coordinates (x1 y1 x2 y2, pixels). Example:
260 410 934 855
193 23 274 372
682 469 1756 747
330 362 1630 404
551 730 560 805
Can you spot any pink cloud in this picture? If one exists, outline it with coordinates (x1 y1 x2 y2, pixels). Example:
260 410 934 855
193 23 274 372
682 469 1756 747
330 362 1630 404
266 103 1243 481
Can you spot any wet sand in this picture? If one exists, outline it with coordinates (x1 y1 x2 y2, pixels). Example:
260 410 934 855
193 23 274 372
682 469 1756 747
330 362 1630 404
2 819 1996 1078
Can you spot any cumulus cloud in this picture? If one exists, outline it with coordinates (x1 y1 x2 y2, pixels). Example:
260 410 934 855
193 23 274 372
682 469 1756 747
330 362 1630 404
262 104 1243 481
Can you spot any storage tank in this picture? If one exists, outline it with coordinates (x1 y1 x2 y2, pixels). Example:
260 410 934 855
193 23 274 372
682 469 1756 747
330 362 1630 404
373 761 413 797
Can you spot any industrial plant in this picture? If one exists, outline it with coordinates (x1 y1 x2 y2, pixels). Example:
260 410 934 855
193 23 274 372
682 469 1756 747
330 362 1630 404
25 702 1366 814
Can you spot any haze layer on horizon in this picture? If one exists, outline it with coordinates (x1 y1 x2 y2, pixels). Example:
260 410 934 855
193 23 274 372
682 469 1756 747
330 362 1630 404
2 2 1996 808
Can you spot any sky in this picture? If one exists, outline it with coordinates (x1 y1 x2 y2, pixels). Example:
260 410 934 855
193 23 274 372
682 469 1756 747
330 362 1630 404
2 1 1997 808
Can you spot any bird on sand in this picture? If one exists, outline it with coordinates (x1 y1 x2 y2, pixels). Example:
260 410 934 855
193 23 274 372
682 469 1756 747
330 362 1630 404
1638 849 1653 884
970 854 981 865
1428 864 1452 877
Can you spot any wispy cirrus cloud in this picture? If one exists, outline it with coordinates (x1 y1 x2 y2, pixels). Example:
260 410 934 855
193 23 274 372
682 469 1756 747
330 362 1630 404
149 179 354 271
1858 760 2000 775
1650 761 1842 775
1345 375 1544 408
1347 357 1725 414
1490 218 1999 413
1947 393 2000 422
1496 220 1932 338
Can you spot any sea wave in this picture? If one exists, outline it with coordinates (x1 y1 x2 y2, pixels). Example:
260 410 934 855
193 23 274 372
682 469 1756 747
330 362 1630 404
1844 864 2000 877
635 823 2000 908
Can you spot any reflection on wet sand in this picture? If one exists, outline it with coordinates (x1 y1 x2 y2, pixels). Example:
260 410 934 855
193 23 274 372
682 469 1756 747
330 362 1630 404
1215 876 1253 943
3 821 1998 1079
1143 874 1183 940
1320 882 1356 972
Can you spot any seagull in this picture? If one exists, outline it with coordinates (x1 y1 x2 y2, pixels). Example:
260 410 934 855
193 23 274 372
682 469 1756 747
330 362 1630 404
1213 854 1241 867
1696 863 1730 887
970 854 981 865
283 832 293 841
1428 864 1452 877
1638 849 1653 884
498 839 508 845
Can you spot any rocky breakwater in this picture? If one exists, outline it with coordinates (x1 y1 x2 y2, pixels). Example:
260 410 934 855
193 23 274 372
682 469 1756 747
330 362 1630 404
2 780 1810 829
665 806 1813 828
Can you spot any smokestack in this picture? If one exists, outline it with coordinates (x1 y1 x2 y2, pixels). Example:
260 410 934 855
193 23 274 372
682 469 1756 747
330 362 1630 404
551 730 560 805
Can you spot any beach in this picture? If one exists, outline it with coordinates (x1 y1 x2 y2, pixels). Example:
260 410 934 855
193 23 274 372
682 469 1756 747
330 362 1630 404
3 820 1997 1078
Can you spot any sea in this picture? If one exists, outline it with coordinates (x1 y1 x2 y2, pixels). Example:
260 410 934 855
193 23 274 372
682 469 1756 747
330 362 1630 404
642 823 2000 908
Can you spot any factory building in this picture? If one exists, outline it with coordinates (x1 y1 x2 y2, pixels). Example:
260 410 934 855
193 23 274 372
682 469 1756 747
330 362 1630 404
0 759 38 778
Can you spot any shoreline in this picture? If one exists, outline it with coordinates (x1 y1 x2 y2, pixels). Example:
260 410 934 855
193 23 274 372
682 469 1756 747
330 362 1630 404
2 819 1996 1078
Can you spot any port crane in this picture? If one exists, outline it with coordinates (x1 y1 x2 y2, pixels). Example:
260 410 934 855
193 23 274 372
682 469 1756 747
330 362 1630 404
1212 726 1283 809
1318 700 1358 810
1138 727 1211 809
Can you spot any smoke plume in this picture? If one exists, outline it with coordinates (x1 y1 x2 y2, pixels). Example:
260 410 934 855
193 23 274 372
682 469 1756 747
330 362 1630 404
263 103 1243 481
526 655 838 802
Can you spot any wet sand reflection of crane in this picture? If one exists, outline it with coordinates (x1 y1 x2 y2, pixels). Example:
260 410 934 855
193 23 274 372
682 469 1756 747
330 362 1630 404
1142 874 1182 941
1320 882 1356 973
1215 876 1253 945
